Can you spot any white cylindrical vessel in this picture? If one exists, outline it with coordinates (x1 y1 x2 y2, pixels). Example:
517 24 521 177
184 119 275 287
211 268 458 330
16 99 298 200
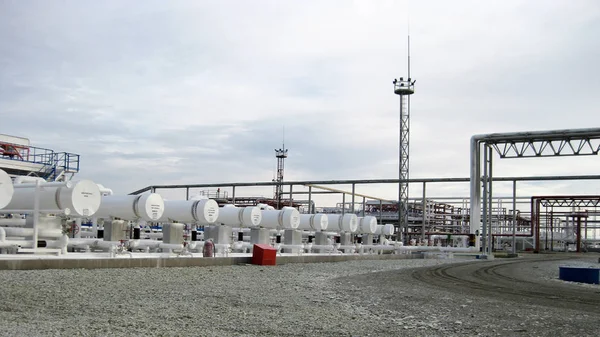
3 179 101 217
260 207 300 229
0 169 14 209
326 214 358 233
160 199 219 224
95 193 165 221
298 214 328 231
357 216 378 234
217 206 262 227
375 224 395 235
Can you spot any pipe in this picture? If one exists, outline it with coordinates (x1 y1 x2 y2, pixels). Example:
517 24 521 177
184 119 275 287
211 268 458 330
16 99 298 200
470 134 481 237
0 218 26 226
13 181 72 189
0 209 71 216
96 184 114 196
2 227 63 238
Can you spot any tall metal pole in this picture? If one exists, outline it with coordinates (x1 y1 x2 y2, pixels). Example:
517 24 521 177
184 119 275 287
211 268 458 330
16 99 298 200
351 183 356 214
512 180 517 254
308 185 313 214
487 145 493 255
422 181 426 241
482 145 488 255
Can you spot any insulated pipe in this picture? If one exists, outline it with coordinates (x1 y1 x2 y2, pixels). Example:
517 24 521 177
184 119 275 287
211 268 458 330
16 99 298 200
0 169 14 209
129 240 185 251
2 227 63 238
3 180 101 217
326 214 358 233
374 224 395 236
159 199 219 224
298 214 328 231
96 184 114 196
470 135 481 236
13 181 72 189
357 216 378 234
95 193 165 221
216 205 262 227
260 207 300 229
0 209 71 216
12 176 46 185
0 218 26 226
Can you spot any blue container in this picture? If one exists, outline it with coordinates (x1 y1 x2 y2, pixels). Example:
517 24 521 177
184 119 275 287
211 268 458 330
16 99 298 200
559 266 600 285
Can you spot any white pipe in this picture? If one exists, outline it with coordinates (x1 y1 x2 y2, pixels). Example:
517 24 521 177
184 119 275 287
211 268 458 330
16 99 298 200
307 244 336 253
0 240 34 248
13 181 72 188
0 218 26 226
141 232 163 239
2 227 63 238
0 227 5 241
96 184 114 196
79 230 96 238
129 240 184 251
0 209 71 215
12 176 48 185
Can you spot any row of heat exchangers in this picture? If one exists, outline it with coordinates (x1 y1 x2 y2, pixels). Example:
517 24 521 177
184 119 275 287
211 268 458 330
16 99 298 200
0 171 444 256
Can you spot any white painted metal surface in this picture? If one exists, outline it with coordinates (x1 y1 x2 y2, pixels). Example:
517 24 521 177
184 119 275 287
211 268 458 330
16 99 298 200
95 193 165 221
160 199 219 224
357 216 378 234
260 207 300 229
375 224 395 236
326 214 358 233
217 206 262 227
3 180 101 217
298 214 328 231
0 169 14 209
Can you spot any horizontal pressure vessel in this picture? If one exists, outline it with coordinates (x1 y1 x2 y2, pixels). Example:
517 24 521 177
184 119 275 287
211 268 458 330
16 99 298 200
260 207 300 229
217 205 262 227
357 216 378 234
298 214 328 231
375 224 395 236
159 199 219 224
95 193 164 221
326 214 358 233
3 179 101 217
0 169 14 209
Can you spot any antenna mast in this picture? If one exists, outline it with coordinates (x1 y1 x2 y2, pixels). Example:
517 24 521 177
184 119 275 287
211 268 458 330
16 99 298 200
391 6 415 243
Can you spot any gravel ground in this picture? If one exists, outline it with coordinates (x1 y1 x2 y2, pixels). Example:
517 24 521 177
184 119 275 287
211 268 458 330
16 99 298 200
0 254 598 337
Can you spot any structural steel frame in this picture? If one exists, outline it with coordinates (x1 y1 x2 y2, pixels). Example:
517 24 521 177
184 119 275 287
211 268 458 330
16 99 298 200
470 128 600 255
532 196 600 253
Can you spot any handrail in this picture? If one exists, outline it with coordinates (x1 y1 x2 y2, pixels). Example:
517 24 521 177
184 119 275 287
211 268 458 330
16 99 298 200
129 174 600 195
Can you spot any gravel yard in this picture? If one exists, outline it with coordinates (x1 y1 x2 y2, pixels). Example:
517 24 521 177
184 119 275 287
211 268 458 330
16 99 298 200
0 254 598 336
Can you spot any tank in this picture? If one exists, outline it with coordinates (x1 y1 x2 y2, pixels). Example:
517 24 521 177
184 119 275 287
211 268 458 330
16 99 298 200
95 193 164 221
375 224 395 236
0 169 14 209
3 180 101 217
160 199 219 224
260 207 300 229
326 214 358 233
357 216 378 234
217 206 262 227
298 214 328 231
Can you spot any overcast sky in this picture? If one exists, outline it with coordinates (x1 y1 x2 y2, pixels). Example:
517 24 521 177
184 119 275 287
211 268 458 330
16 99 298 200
1 0 600 206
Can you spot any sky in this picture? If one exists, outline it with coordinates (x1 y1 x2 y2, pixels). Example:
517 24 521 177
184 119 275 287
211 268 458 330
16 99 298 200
1 0 600 209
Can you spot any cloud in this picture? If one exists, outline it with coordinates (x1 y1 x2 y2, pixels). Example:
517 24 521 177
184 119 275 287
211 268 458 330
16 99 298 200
1 0 600 214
